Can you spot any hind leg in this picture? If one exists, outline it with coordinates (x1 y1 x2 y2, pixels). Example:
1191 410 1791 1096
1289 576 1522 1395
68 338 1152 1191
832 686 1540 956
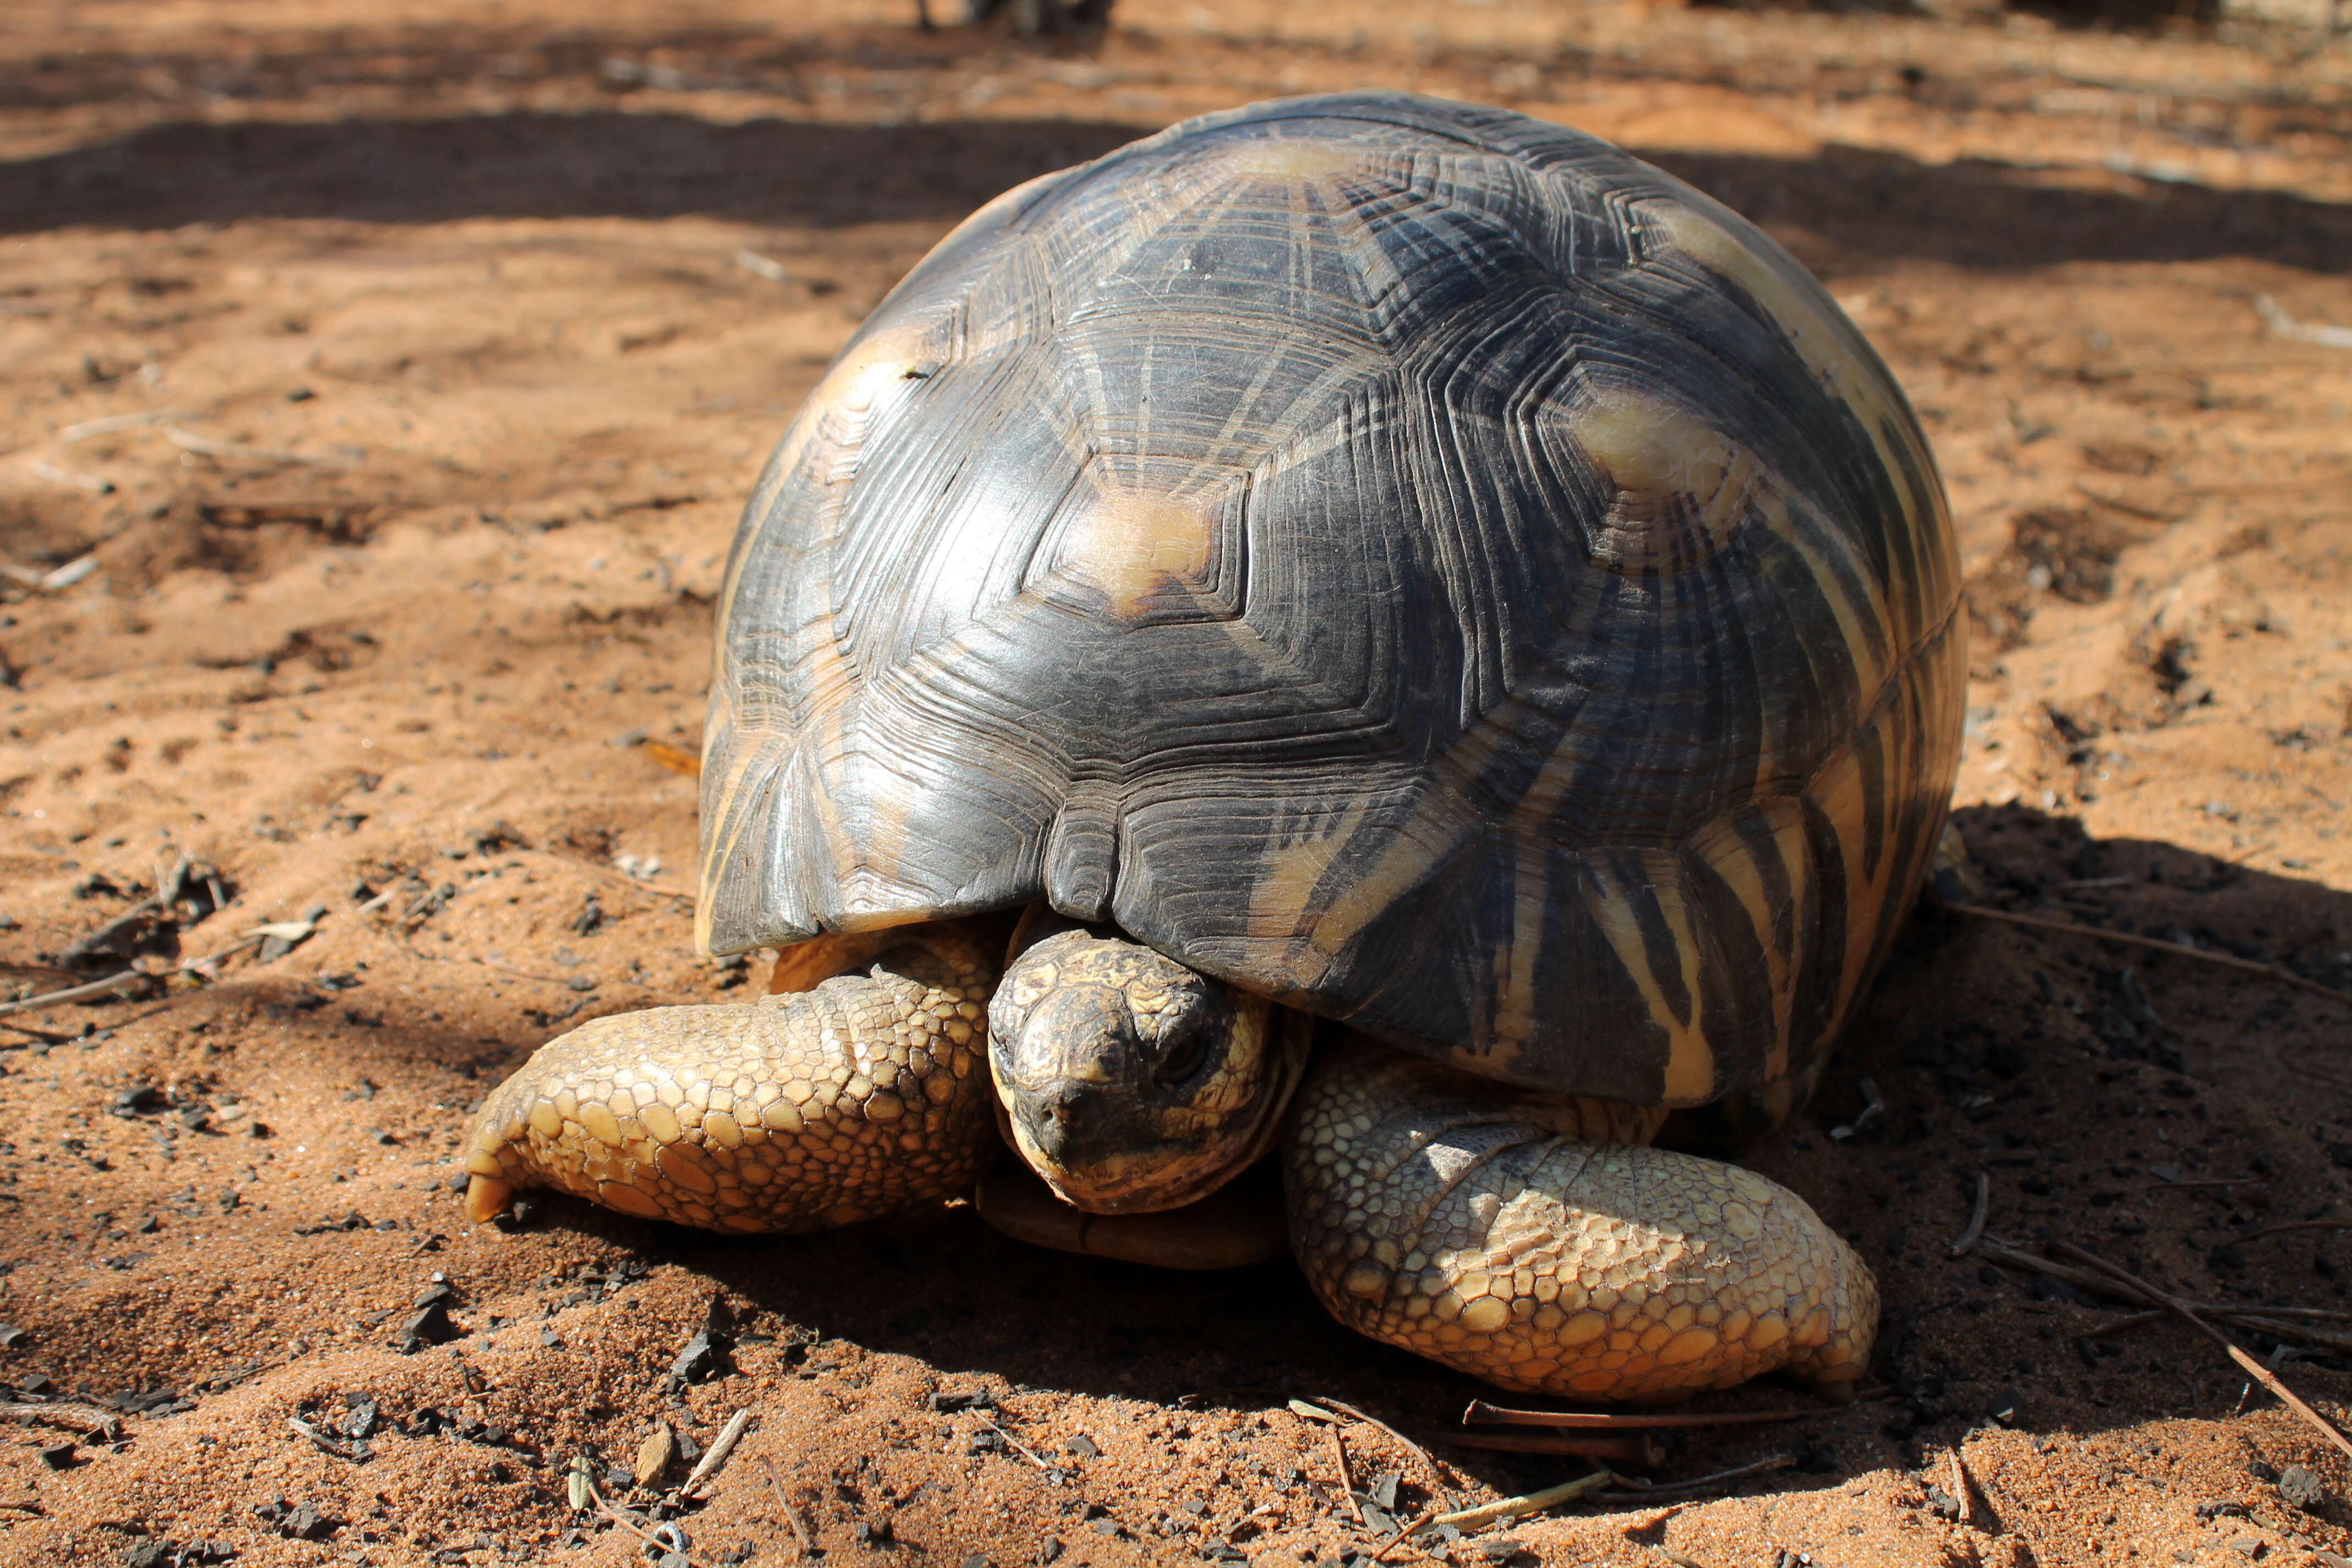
1283 1040 1875 1400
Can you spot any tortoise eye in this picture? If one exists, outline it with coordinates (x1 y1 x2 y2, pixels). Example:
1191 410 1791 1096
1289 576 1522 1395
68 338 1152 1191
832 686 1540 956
1154 1021 1211 1085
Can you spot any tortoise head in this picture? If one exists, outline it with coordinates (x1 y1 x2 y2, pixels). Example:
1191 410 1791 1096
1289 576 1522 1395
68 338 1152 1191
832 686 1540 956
987 928 1311 1214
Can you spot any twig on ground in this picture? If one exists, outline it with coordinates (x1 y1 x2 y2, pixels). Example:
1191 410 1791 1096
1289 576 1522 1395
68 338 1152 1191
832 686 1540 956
1930 897 2352 1009
521 849 695 903
1461 1401 1840 1430
1432 1469 1615 1529
978 1415 1051 1469
586 1481 697 1565
1371 1509 1440 1561
3 1402 124 1441
2073 484 2182 524
55 409 182 444
287 1415 367 1461
1828 1075 1883 1141
29 461 111 494
1951 1172 1991 1256
2147 1178 2267 1191
2245 1219 2352 1242
2256 295 2352 351
734 249 792 285
1592 1452 1798 1502
679 1408 753 1497
1329 1422 1363 1525
2049 1240 2352 1464
757 1453 816 1559
639 738 702 777
1985 1237 2352 1347
0 970 154 1020
1312 1395 1455 1499
165 424 356 469
1947 1449 1976 1528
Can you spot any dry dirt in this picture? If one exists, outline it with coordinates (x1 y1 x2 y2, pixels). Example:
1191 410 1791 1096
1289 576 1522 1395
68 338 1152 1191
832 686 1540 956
2 1 2351 1565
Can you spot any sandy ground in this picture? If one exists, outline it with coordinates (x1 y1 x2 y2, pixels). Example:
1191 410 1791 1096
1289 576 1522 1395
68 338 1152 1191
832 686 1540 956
2 1 2351 1564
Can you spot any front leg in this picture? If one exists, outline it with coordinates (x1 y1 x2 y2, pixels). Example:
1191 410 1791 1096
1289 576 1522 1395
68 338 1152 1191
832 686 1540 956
1283 1042 1875 1400
464 930 999 1233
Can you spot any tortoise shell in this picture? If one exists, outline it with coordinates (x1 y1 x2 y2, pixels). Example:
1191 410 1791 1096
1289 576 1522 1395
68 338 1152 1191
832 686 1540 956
698 91 1964 1109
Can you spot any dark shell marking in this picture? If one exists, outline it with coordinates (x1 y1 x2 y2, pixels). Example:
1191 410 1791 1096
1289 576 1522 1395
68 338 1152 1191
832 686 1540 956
700 92 1964 1109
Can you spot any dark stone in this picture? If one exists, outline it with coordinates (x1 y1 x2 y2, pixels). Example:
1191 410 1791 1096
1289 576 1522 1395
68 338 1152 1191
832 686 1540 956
930 1389 997 1413
397 1300 459 1349
2279 1465 2326 1510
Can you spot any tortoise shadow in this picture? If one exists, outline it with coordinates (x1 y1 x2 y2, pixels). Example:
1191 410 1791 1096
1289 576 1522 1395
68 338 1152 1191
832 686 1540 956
0 110 2346 277
634 802 2350 1491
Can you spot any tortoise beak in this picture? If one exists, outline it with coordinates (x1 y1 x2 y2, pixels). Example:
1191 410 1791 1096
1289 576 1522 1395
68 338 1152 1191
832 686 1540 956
992 986 1167 1207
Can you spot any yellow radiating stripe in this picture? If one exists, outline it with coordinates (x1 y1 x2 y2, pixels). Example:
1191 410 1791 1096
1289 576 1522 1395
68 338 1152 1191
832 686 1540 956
1647 199 1946 580
1306 803 1472 961
1685 798 1809 1082
1247 799 1374 982
1488 839 1551 1052
1582 851 1716 1106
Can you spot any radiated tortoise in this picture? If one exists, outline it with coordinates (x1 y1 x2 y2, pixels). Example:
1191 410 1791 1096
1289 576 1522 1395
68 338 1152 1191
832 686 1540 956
465 91 1963 1401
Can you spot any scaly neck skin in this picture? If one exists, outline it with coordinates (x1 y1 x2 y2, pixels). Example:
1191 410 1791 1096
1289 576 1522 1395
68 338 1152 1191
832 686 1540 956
986 927 1308 1214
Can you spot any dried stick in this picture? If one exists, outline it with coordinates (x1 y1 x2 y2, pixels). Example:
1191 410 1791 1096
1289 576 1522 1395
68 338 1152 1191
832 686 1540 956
586 1482 699 1566
2 1402 124 1440
1329 1423 1363 1525
758 1453 817 1558
1592 1452 1797 1501
1931 898 2352 1009
1312 1395 1455 1498
1988 1239 2352 1346
1947 1449 1976 1528
1371 1508 1440 1562
287 1415 367 1461
1462 1401 1838 1430
2048 1240 2352 1465
1951 1173 1991 1257
164 425 353 469
2244 1219 2352 1242
0 970 154 1020
679 1408 752 1497
1433 1469 1615 1529
978 1415 1051 1469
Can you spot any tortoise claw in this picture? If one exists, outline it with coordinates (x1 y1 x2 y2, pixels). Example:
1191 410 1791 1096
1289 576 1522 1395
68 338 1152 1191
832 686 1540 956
464 1174 515 1224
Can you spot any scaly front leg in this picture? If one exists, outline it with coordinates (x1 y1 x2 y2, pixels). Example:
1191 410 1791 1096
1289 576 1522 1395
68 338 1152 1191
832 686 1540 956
464 930 1000 1233
1284 1042 1875 1400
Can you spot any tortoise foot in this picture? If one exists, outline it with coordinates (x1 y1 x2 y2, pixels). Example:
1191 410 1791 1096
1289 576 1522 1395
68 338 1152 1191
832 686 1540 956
1284 1043 1876 1401
462 938 999 1234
